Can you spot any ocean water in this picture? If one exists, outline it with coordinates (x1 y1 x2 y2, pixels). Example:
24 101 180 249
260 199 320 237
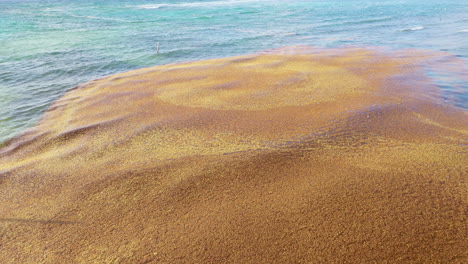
0 0 467 143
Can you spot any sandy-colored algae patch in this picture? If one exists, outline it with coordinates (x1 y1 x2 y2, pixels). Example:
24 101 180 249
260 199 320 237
154 55 368 110
0 46 467 263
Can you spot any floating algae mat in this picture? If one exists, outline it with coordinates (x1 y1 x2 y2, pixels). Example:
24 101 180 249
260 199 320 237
0 46 467 263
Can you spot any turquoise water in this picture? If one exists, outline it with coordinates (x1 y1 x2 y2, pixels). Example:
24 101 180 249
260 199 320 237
0 0 467 143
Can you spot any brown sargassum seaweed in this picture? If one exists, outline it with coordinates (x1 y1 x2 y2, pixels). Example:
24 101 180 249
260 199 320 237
1 46 467 263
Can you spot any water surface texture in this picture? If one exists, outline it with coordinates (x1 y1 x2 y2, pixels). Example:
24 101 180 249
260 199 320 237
0 0 467 142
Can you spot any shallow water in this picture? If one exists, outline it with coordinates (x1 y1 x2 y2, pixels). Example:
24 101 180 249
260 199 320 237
0 0 467 143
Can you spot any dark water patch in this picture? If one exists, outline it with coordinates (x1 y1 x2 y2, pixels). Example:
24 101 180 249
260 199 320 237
238 10 260 15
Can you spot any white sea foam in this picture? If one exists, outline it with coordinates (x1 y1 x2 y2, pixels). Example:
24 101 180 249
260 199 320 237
401 26 425 32
134 0 267 10
66 13 131 22
135 4 166 9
